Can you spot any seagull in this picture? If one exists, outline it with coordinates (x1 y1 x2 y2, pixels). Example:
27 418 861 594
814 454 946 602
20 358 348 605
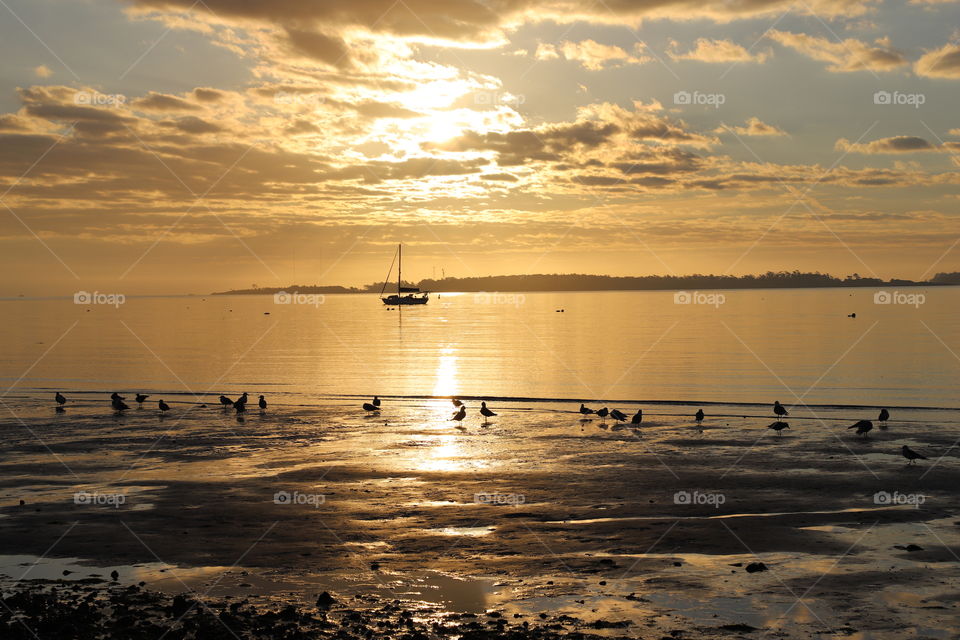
902 445 927 465
451 398 463 408
878 408 890 426
372 396 381 407
111 392 125 401
259 395 267 410
112 397 129 412
773 401 789 419
610 409 628 423
631 409 643 425
135 394 149 406
579 404 595 416
362 402 380 412
55 392 66 406
236 392 248 406
219 395 234 408
158 399 170 413
695 409 704 425
768 421 789 436
451 405 466 425
596 407 609 423
480 401 496 425
234 397 246 413
848 420 873 438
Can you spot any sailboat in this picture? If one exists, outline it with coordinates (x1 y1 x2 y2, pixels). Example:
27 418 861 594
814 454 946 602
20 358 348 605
380 244 429 305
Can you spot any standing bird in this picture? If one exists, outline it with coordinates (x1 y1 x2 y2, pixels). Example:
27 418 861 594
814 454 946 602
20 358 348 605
112 397 129 412
902 445 927 465
236 392 248 406
878 408 890 427
848 420 873 438
480 401 496 425
768 421 789 436
631 409 643 425
111 392 125 402
135 394 149 406
55 392 67 406
451 398 463 408
234 397 247 414
219 395 234 408
158 399 170 413
695 409 704 425
259 395 267 411
773 401 789 419
451 405 466 425
610 409 628 423
579 404 595 416
372 396 381 407
596 407 609 423
362 402 379 412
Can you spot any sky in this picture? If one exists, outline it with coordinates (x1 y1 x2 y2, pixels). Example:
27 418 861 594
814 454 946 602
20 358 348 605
0 0 959 295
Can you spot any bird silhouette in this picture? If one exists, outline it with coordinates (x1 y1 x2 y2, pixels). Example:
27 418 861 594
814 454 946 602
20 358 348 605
236 392 248 406
631 409 643 425
848 420 873 438
259 395 267 410
596 407 609 423
695 409 704 425
55 392 66 406
768 421 789 436
773 401 789 419
219 395 234 408
111 392 125 401
902 445 927 464
579 403 595 416
135 394 149 406
234 398 246 414
610 409 627 423
451 398 463 408
451 405 466 425
362 402 380 412
112 397 129 412
372 396 381 407
480 401 496 425
158 399 170 413
878 408 890 427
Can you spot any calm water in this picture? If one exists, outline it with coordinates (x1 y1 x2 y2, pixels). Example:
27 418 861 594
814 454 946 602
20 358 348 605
0 286 956 408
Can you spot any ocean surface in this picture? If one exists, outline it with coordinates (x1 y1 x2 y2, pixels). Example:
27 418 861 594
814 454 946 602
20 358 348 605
0 286 955 408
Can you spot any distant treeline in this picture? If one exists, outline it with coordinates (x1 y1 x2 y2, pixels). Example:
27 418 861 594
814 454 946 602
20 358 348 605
212 271 950 296
931 272 960 284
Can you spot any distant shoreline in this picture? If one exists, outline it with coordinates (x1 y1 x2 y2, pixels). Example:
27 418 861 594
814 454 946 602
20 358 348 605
212 274 953 296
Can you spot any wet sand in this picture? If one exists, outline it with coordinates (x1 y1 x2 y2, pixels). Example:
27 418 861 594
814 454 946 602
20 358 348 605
1 396 958 638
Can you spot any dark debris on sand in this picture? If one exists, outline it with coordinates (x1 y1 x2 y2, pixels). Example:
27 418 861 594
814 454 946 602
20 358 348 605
0 583 638 640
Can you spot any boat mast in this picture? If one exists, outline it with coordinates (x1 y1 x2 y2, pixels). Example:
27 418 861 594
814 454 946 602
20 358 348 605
397 243 401 297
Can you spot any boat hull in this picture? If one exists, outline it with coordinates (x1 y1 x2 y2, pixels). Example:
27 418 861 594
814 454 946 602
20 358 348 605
382 294 429 305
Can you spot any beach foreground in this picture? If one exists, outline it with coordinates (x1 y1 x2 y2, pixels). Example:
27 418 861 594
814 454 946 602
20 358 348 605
1 396 958 638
